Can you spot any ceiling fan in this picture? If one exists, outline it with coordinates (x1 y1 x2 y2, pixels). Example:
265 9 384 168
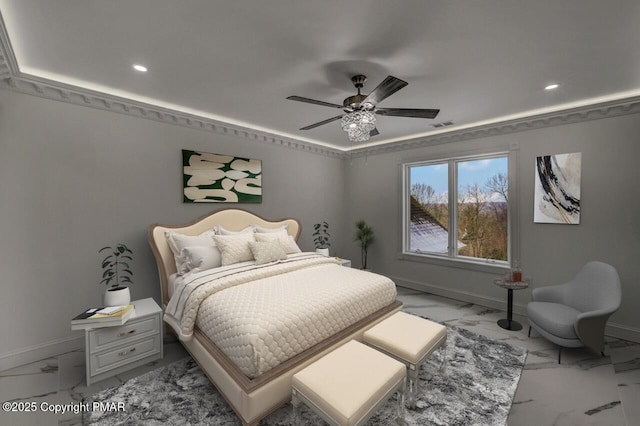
287 75 440 142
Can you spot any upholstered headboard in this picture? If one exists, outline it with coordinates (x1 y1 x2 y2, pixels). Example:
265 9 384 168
147 208 301 307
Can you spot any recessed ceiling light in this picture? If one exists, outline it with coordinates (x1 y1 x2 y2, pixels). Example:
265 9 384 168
133 64 148 72
545 83 559 90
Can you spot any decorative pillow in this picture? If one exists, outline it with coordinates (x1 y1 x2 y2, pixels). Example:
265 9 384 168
286 235 302 253
254 224 288 233
248 240 287 265
180 245 222 273
254 231 301 254
165 230 217 274
213 233 256 265
213 225 255 235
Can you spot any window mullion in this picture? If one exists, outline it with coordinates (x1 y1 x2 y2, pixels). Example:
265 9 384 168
448 159 457 258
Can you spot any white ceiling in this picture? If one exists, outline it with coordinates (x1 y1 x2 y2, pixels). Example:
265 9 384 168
1 0 640 151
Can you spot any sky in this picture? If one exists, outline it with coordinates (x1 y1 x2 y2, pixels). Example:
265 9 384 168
410 156 508 198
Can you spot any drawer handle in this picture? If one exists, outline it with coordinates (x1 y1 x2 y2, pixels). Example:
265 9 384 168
118 347 136 357
118 329 136 337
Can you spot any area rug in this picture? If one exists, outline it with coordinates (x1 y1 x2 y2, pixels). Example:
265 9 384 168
84 325 527 425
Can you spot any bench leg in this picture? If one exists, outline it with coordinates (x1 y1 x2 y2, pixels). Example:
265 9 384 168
291 390 302 426
439 341 448 373
397 378 406 425
407 366 419 409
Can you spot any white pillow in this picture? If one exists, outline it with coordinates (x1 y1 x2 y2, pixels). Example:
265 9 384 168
180 245 222 273
165 230 217 274
254 224 288 233
286 236 302 253
248 240 287 265
213 233 256 265
213 225 255 235
254 231 301 254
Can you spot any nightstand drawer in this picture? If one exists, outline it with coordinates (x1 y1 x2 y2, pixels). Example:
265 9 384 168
90 334 161 376
89 314 160 352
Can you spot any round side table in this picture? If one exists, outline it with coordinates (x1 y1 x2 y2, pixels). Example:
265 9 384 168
494 279 529 331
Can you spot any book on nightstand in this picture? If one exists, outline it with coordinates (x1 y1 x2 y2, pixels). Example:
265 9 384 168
70 304 136 330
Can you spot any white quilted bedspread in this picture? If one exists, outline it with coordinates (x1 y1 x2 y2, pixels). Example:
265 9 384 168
164 253 397 378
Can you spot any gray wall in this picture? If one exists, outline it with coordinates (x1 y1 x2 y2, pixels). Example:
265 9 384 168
0 89 347 365
2 86 639 367
343 112 640 337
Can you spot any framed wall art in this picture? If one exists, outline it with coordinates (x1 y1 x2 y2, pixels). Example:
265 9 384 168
534 152 581 224
182 149 262 203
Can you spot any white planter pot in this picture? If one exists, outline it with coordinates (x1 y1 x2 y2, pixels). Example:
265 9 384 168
315 248 330 257
104 286 131 306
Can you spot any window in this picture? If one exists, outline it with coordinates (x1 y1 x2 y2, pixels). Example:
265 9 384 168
403 153 511 266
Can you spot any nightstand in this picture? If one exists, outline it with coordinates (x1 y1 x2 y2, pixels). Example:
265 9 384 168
336 258 351 267
85 298 163 386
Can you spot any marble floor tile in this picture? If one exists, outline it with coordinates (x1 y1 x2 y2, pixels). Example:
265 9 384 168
512 362 622 425
618 382 640 426
0 337 189 426
395 286 635 426
0 357 59 402
1 287 637 425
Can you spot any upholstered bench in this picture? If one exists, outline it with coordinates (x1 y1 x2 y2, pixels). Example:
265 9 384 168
363 311 447 408
291 340 406 426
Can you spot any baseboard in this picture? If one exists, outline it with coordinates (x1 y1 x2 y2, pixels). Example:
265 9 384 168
605 322 640 344
0 335 84 372
392 275 640 344
391 275 527 316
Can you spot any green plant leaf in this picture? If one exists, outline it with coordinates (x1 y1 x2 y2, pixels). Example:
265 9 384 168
99 243 134 287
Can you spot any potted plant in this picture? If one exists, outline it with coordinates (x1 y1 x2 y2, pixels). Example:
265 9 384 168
313 222 331 256
354 219 375 270
313 221 330 256
100 243 134 306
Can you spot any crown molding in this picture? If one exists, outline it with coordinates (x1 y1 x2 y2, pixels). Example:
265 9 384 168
350 95 640 158
1 13 639 160
0 15 344 159
0 12 17 78
0 73 345 158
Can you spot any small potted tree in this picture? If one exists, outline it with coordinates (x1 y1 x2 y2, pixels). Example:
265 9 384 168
313 222 330 256
100 243 134 306
354 220 375 270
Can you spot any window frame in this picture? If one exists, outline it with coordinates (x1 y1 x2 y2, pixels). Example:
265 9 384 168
400 148 519 273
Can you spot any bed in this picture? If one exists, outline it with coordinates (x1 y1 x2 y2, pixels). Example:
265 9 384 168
148 208 402 425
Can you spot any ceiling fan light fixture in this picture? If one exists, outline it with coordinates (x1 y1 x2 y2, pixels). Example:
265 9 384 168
341 110 376 142
287 74 438 142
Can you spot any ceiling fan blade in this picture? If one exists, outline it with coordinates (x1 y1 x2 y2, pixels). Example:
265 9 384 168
375 108 440 119
362 76 408 106
286 96 343 109
370 128 380 137
299 115 344 130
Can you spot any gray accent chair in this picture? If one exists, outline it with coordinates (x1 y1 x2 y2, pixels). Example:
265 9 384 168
527 261 621 363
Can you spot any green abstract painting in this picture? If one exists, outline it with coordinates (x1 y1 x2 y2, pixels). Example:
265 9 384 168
182 150 262 203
